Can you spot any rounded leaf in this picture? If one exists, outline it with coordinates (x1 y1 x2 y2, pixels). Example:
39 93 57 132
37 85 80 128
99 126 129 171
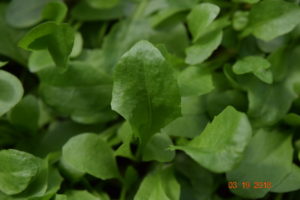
0 70 23 117
62 133 119 179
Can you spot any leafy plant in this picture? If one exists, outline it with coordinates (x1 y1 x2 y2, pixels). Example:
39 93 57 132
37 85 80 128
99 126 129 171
1 0 300 199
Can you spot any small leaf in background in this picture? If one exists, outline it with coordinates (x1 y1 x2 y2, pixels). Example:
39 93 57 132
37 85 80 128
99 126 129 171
0 70 23 117
284 113 300 126
134 167 180 200
233 56 273 84
233 11 249 31
244 77 297 126
185 30 222 65
178 66 214 96
163 96 209 139
42 1 68 23
111 40 181 144
187 3 220 42
86 0 120 9
226 129 293 199
66 190 101 200
142 133 175 162
19 22 75 69
0 149 41 195
172 106 252 173
5 0 52 28
8 95 39 133
70 32 83 58
0 61 7 67
62 133 119 179
246 0 300 41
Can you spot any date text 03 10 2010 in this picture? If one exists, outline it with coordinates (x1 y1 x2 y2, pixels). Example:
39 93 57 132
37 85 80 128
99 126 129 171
228 181 272 189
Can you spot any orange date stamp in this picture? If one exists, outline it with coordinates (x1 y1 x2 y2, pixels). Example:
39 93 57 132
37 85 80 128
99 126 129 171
228 181 272 189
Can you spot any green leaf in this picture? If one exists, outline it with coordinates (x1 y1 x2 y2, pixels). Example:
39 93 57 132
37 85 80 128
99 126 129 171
142 133 175 162
111 40 181 144
163 96 209 138
66 190 100 200
284 113 300 126
0 61 8 67
70 33 83 58
0 149 41 195
173 106 252 173
19 22 75 69
8 95 39 133
28 50 54 73
0 70 23 117
233 0 260 3
226 129 293 199
185 30 222 65
5 0 52 28
115 121 135 160
175 155 216 200
71 0 127 21
232 56 273 84
14 158 48 199
86 0 120 9
42 1 68 23
38 61 114 124
244 77 297 126
233 11 249 31
271 164 300 193
178 66 214 96
187 3 220 42
134 167 180 200
0 3 28 65
62 133 119 179
246 0 300 41
55 194 67 200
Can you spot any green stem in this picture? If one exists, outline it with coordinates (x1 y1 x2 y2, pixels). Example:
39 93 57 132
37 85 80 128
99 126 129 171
119 187 127 200
132 0 148 21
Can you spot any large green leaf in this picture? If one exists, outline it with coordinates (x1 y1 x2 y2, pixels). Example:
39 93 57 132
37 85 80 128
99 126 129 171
134 167 180 200
246 0 300 41
0 149 41 195
62 133 119 180
0 70 23 117
111 40 181 144
226 129 293 199
172 106 252 173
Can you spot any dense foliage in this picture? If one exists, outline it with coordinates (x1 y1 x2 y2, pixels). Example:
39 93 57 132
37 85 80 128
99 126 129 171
1 0 300 199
